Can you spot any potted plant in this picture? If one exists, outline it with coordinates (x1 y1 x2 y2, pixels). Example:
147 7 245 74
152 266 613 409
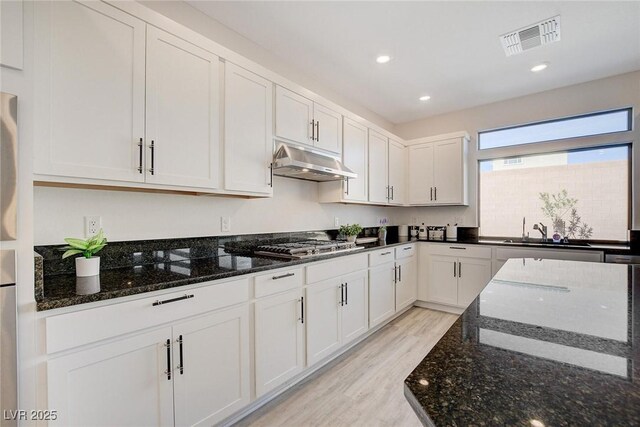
61 229 107 277
378 225 387 242
339 224 363 243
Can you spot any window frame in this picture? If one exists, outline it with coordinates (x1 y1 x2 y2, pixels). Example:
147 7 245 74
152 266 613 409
476 109 634 243
477 107 633 151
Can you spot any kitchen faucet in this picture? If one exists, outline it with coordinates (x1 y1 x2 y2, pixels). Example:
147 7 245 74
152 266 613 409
533 222 548 242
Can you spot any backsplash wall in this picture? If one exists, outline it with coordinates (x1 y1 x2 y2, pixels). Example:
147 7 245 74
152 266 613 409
34 177 404 245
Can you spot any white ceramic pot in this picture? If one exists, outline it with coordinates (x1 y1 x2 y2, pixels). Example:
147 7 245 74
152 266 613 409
346 235 357 243
75 256 100 277
76 275 101 295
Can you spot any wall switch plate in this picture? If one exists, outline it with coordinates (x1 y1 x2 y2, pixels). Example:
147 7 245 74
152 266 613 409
85 216 102 237
334 217 340 227
221 216 231 232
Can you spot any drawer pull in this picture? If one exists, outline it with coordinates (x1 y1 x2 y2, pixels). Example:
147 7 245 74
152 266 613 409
152 294 194 306
449 246 467 250
381 251 392 255
403 247 412 251
272 272 295 280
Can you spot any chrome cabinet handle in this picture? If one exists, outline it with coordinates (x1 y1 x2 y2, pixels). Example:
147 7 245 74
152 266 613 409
458 262 462 278
453 262 456 278
137 138 143 173
272 272 295 280
300 297 305 324
316 121 320 141
176 335 184 375
386 186 390 200
381 251 392 255
345 282 348 305
269 162 274 187
434 187 437 200
449 246 467 250
345 178 350 195
403 247 411 251
149 140 155 175
430 187 433 201
310 119 315 140
393 265 398 284
152 294 194 306
398 265 402 282
164 339 172 380
391 186 394 200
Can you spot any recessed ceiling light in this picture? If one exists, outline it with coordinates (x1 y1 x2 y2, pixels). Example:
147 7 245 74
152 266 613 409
376 55 391 64
419 95 431 101
531 63 548 72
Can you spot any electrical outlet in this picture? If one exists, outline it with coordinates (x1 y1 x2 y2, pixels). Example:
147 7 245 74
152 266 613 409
221 216 231 233
85 216 102 237
334 217 340 227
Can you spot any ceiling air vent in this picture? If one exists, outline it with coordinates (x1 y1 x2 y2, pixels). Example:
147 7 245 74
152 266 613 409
500 15 561 56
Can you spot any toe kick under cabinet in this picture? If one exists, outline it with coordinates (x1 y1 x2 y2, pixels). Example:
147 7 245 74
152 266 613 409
45 278 251 427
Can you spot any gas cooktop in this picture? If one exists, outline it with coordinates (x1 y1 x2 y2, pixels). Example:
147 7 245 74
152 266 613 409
254 240 363 260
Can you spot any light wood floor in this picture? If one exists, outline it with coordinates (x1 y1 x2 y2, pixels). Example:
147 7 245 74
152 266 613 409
235 307 458 427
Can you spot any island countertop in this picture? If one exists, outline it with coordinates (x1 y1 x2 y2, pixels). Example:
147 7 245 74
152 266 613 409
405 258 640 426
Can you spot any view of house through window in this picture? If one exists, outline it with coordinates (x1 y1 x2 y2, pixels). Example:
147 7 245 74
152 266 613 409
479 145 630 241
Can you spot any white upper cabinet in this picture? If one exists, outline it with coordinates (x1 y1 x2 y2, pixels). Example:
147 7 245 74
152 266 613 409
275 85 342 155
145 26 220 189
408 135 468 206
388 139 406 205
224 62 274 195
342 118 369 202
34 0 146 182
275 86 313 146
1 0 23 70
408 143 434 204
368 129 389 204
313 102 343 154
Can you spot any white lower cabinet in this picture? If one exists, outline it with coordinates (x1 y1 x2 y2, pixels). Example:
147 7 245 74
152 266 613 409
428 253 491 308
368 261 396 328
306 270 369 366
48 327 174 427
395 257 417 311
47 305 250 427
254 288 305 397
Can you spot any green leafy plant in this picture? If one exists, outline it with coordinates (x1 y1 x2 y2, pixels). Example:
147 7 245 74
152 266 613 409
539 190 593 239
61 229 108 259
339 224 363 236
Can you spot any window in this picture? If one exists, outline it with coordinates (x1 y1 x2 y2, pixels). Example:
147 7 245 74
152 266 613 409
479 145 630 241
478 108 632 150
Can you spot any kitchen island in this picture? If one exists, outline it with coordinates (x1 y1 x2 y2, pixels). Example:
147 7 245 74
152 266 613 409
405 258 639 426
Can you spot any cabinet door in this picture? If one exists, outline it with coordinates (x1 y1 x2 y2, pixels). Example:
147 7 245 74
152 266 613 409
306 279 342 366
275 85 313 145
368 130 389 204
433 138 463 204
342 118 369 202
396 258 417 311
1 0 23 69
47 328 174 427
408 144 434 204
457 258 492 308
369 262 396 328
173 305 250 427
34 0 145 182
145 26 220 189
341 270 369 344
224 63 274 195
313 103 342 154
388 139 406 205
427 255 458 305
255 289 305 397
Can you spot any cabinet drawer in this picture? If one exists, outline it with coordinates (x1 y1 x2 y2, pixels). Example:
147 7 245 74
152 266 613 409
254 267 304 298
368 249 395 267
395 244 416 259
306 253 368 284
46 277 250 354
428 244 491 259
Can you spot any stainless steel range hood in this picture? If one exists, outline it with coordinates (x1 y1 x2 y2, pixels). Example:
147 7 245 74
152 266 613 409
272 144 356 182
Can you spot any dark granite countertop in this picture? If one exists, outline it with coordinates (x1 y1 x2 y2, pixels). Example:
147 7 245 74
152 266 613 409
405 258 640 426
35 236 418 311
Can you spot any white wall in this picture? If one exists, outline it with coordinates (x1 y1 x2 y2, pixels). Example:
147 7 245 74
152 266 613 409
393 71 640 230
34 178 401 244
138 0 394 133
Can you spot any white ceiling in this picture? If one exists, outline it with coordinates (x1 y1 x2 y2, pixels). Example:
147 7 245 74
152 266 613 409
187 1 640 124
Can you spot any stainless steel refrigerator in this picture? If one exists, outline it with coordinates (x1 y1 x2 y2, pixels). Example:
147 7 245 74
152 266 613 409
1 91 18 427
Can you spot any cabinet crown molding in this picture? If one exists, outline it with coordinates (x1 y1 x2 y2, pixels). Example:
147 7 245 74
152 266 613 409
405 131 470 146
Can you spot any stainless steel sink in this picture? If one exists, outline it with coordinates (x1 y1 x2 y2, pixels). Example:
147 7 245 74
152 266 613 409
501 239 591 247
